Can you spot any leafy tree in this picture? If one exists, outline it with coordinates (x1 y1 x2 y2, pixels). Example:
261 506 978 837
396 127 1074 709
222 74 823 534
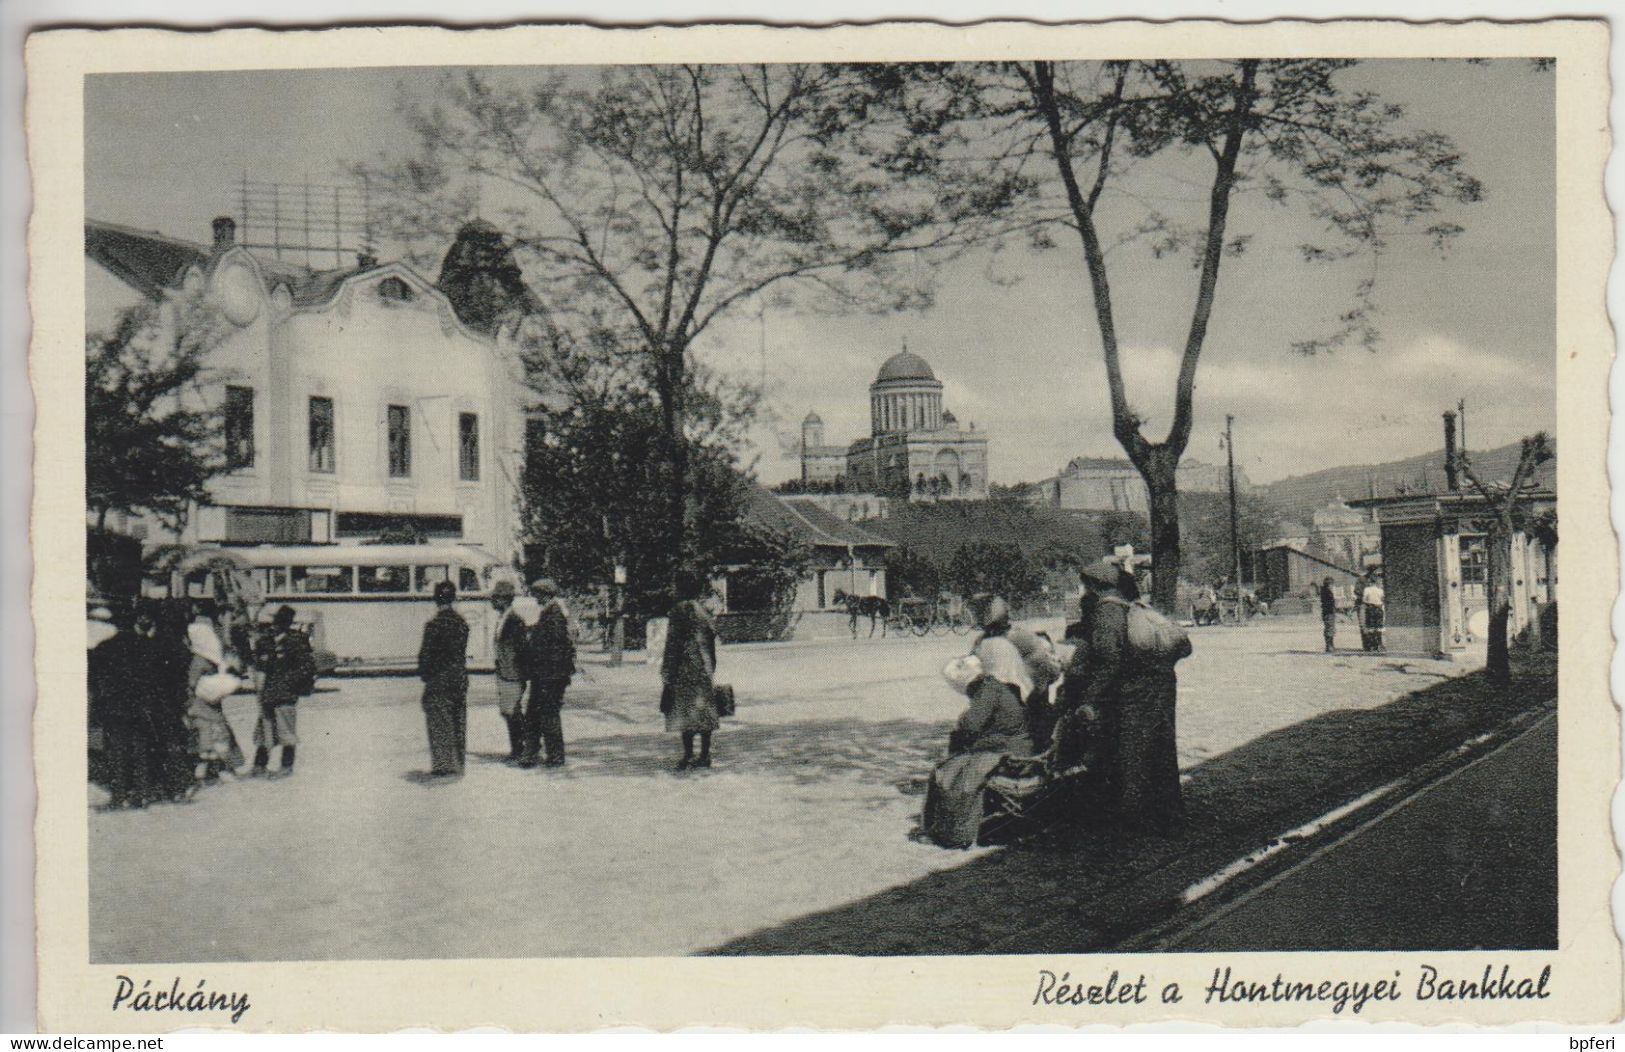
361 64 1022 588
1177 489 1287 586
1454 432 1553 683
884 544 943 600
85 294 229 535
893 59 1487 610
947 540 1046 605
517 324 806 622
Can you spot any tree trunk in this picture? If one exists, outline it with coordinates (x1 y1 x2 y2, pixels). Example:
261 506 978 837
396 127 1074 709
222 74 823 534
1140 450 1181 614
657 344 690 596
1483 523 1513 684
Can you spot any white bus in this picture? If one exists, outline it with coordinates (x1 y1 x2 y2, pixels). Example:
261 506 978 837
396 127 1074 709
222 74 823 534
179 544 513 671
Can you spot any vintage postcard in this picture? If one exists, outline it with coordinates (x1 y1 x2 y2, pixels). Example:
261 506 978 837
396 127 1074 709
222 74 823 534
26 18 1617 1031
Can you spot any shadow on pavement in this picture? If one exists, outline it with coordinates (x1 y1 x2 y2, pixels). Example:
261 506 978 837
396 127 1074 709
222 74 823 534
705 656 1555 956
562 717 949 784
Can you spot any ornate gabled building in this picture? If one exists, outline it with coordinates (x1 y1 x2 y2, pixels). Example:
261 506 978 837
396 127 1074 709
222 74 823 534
85 216 532 563
801 348 990 502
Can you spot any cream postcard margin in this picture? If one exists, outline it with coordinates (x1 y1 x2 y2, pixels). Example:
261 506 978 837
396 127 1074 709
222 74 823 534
26 19 1619 1031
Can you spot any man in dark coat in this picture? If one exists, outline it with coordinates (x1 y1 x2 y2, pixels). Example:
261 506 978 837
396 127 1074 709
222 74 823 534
252 605 315 778
521 578 575 768
418 581 470 777
89 607 164 808
1318 576 1339 652
1057 559 1187 835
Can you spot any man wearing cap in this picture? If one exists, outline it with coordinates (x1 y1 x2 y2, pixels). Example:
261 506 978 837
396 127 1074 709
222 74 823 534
251 605 315 778
417 581 470 777
489 580 535 764
520 579 575 768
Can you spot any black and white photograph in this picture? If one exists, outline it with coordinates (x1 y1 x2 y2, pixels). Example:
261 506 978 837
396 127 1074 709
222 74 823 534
23 17 1618 1031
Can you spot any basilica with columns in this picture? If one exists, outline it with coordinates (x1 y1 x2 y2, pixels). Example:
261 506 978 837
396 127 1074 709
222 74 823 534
800 348 990 502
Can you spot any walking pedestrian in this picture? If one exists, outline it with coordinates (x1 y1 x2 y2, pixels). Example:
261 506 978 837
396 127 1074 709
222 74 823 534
417 581 470 777
251 605 315 779
519 579 574 768
489 580 532 764
1318 576 1339 652
661 575 721 771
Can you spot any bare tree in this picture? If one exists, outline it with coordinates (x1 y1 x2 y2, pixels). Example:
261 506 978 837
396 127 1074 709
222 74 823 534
1454 432 1553 683
359 64 1026 589
928 59 1489 610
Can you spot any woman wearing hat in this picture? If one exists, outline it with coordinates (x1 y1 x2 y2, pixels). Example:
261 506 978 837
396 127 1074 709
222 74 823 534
1057 558 1186 835
660 573 722 770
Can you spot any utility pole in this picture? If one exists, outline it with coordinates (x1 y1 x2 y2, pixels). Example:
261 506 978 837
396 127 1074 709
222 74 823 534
1226 414 1243 606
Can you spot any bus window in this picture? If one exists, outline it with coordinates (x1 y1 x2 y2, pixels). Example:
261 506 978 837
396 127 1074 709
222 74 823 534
414 565 449 593
458 566 480 593
291 565 354 594
360 565 411 594
255 567 290 595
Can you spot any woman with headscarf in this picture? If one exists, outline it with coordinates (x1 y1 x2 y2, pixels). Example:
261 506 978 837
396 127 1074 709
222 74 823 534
922 624 1039 849
661 574 722 771
1057 559 1189 835
186 603 244 786
970 594 1063 749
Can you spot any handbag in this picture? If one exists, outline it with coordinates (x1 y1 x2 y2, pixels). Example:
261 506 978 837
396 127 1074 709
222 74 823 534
1123 599 1192 663
712 683 736 718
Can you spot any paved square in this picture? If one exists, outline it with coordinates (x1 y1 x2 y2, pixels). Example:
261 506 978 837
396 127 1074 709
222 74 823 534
89 617 1477 962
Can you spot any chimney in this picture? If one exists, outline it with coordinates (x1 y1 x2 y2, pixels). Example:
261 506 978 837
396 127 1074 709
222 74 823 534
1443 411 1459 492
211 216 236 250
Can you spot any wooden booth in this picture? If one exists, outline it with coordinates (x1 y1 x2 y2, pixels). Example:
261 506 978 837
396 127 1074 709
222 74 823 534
1352 489 1556 659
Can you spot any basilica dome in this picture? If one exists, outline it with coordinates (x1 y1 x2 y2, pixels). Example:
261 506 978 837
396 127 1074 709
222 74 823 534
875 349 937 384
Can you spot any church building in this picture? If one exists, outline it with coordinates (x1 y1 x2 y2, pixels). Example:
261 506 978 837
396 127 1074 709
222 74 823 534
801 348 990 502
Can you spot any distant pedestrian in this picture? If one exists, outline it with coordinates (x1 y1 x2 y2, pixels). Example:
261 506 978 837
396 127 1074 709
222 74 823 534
252 605 316 778
661 575 721 771
1360 574 1386 652
1318 577 1339 652
418 581 470 777
520 579 575 769
489 580 534 763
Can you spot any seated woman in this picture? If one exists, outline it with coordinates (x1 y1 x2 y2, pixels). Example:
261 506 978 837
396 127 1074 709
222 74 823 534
923 635 1037 849
950 635 1037 757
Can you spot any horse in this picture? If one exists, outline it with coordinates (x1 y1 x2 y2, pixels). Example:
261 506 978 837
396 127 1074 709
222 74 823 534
834 589 891 638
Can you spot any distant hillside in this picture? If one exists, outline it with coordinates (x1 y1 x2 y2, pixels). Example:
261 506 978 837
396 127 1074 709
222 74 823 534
1263 438 1557 523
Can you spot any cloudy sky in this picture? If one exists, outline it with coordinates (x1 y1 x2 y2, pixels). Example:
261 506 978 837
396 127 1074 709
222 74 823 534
86 59 1553 486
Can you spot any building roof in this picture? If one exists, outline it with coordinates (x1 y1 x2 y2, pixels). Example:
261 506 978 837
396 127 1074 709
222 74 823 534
875 349 938 384
84 221 211 299
744 486 893 550
86 219 376 308
802 410 823 425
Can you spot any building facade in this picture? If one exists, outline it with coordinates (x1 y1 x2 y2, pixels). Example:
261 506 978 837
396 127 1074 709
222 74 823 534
1026 455 1246 515
86 216 530 564
803 349 989 501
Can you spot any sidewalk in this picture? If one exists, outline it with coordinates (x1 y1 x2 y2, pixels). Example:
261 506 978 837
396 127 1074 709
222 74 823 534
1155 713 1556 952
